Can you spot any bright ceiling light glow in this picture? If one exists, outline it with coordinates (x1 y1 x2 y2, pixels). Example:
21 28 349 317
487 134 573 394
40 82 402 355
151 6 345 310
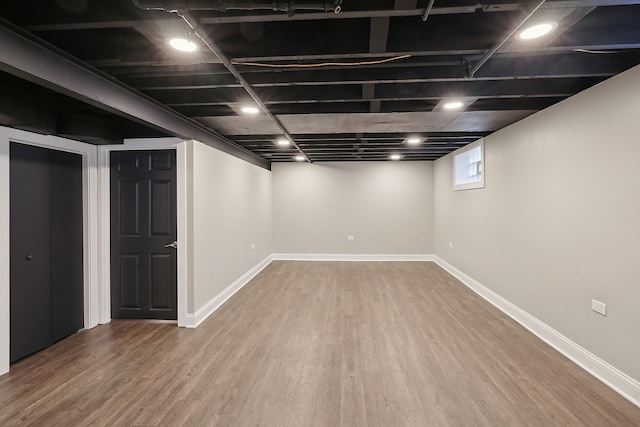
443 100 464 110
168 38 198 52
276 138 290 146
406 137 421 145
240 106 260 114
389 153 402 161
295 155 306 161
518 22 557 40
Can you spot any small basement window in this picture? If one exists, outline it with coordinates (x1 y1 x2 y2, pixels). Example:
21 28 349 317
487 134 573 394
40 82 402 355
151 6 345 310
453 139 484 190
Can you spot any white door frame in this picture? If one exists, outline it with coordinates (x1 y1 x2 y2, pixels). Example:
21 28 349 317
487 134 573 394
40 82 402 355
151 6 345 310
0 126 100 376
97 138 189 327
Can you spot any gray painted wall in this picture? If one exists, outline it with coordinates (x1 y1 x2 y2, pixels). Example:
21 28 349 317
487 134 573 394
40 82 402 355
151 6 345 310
191 141 273 312
273 161 434 255
434 65 640 382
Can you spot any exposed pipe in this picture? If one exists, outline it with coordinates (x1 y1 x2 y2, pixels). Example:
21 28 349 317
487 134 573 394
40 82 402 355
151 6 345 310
132 0 342 14
0 17 269 169
133 0 312 162
467 0 547 78
421 0 436 22
180 11 310 161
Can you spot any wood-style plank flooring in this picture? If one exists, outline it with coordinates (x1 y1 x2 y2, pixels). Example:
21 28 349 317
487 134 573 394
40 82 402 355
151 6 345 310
1 261 639 426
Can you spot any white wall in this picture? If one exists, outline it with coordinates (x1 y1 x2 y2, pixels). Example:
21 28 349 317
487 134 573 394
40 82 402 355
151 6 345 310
434 65 640 383
273 161 434 255
191 141 272 313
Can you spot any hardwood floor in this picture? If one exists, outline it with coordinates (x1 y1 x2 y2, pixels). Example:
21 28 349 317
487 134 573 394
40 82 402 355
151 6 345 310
1 261 639 426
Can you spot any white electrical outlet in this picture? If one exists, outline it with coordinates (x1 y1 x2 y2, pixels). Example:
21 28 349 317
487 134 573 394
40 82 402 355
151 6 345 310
448 242 453 248
347 235 354 241
251 243 255 250
591 299 606 316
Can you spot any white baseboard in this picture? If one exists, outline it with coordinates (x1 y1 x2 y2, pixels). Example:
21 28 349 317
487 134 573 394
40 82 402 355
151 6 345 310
272 253 435 262
433 256 640 409
184 253 432 328
182 253 640 408
185 255 274 328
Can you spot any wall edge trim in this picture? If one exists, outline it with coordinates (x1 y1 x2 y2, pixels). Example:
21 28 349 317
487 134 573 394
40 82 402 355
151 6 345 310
432 256 640 409
185 254 274 328
272 253 435 262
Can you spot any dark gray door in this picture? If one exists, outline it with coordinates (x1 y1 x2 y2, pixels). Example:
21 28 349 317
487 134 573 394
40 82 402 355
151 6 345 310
110 150 177 320
50 150 84 342
10 143 84 362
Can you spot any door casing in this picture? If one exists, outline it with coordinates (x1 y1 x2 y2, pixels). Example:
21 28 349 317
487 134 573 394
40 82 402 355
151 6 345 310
0 126 99 376
97 138 188 327
0 129 189 376
10 143 84 362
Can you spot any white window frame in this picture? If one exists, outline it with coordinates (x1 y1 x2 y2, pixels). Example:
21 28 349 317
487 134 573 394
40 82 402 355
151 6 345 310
453 139 484 191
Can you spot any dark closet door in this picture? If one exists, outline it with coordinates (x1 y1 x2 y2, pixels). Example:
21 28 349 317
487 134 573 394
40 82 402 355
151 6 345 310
10 143 84 362
50 150 84 343
10 144 52 362
110 150 177 320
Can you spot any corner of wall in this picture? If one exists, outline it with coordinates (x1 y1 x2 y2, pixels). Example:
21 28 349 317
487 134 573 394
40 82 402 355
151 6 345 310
430 66 640 407
0 130 10 375
177 140 193 326
433 256 640 408
188 140 273 321
185 254 273 328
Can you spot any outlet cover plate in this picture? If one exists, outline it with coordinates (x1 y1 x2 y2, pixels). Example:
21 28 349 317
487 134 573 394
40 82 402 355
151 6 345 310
592 299 606 316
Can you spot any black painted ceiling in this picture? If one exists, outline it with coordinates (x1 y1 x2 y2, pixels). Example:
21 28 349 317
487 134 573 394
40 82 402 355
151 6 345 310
1 0 639 163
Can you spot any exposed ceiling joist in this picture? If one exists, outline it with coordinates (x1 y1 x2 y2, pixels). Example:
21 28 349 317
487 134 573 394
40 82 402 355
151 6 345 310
0 18 268 169
1 0 638 163
23 0 640 30
165 8 310 161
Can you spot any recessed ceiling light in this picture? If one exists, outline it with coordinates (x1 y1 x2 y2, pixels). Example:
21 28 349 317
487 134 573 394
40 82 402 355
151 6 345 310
240 106 260 114
443 100 464 110
276 138 290 146
389 153 402 161
518 22 557 40
294 155 306 161
406 137 421 145
167 38 198 52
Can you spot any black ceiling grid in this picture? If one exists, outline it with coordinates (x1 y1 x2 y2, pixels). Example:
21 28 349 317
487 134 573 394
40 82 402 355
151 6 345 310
0 1 638 164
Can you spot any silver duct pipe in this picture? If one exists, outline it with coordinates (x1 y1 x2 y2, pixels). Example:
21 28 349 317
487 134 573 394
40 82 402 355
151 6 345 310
421 0 436 22
133 0 312 161
132 0 342 13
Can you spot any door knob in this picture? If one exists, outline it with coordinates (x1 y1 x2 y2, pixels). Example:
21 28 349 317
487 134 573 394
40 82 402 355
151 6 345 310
25 254 32 261
164 240 178 249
